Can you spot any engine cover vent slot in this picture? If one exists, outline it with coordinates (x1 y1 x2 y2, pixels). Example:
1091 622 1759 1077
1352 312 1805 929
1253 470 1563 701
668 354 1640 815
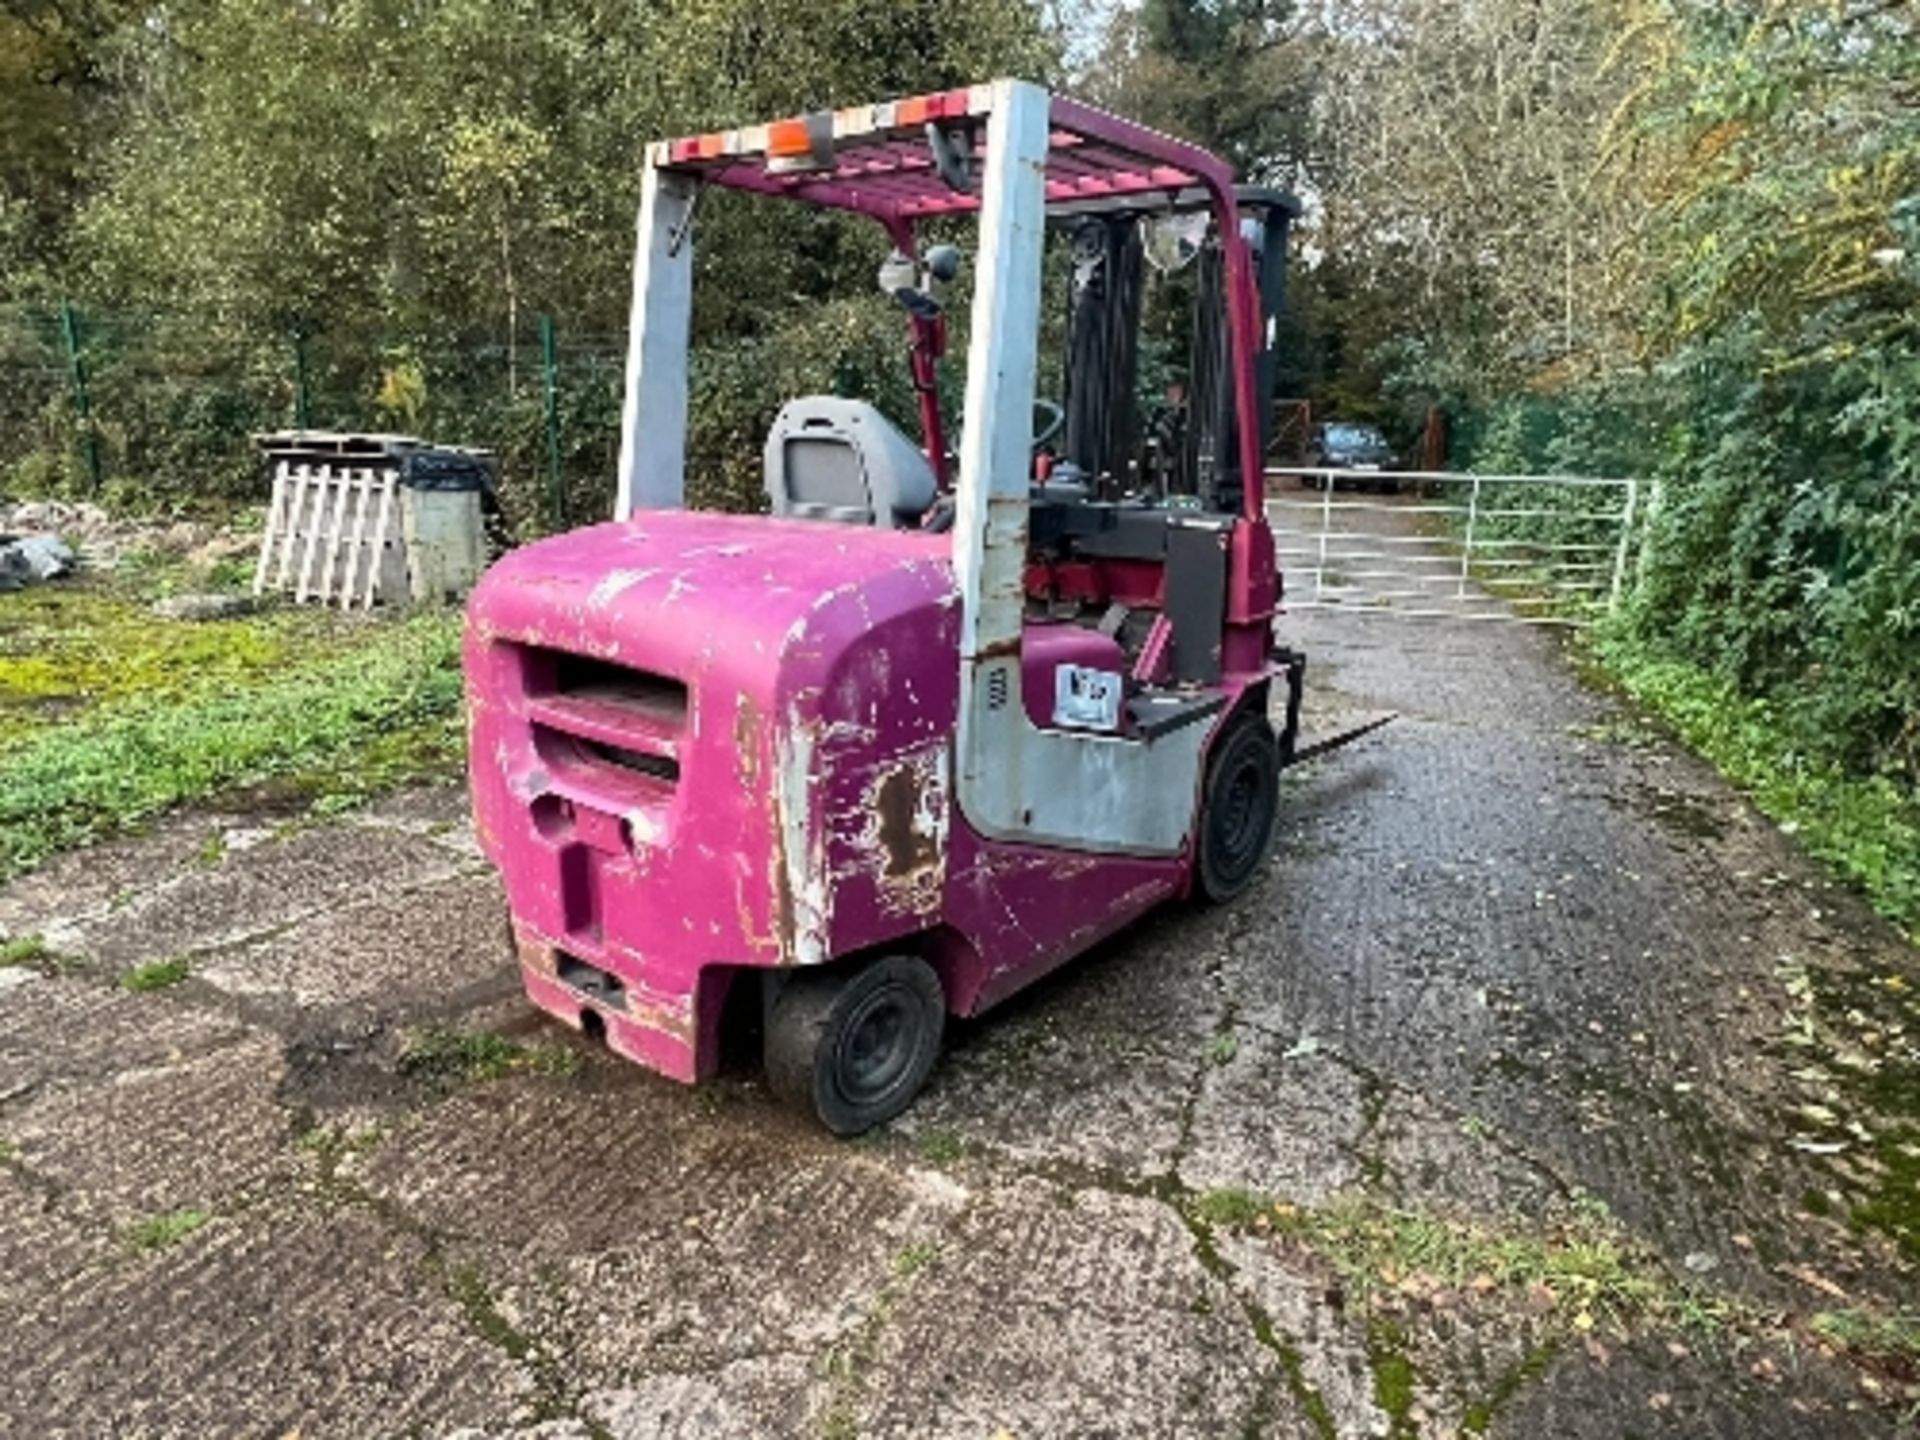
546 652 688 726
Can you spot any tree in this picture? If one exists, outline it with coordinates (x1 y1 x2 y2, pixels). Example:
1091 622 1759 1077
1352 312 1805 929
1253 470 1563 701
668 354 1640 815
1300 0 1636 415
0 0 137 282
1080 0 1310 186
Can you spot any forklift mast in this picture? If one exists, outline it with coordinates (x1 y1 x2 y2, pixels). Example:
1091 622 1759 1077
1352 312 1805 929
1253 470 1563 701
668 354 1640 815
1058 190 1297 508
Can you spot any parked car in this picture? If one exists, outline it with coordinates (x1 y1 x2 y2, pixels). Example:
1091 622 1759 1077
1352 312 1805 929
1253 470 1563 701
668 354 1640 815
1304 422 1399 490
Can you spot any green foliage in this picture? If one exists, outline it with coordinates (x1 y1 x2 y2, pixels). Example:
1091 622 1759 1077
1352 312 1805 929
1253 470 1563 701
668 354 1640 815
913 1127 967 1164
0 579 346 748
0 0 1054 519
1587 626 1920 942
0 612 464 882
1406 5 1920 920
1086 0 1307 186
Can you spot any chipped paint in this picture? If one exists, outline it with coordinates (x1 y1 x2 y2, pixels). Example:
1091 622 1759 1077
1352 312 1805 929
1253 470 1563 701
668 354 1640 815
773 713 832 966
586 566 659 611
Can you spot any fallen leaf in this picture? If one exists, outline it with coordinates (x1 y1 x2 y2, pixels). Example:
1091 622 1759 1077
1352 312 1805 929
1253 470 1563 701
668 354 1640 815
1648 1392 1673 1412
1786 1264 1848 1299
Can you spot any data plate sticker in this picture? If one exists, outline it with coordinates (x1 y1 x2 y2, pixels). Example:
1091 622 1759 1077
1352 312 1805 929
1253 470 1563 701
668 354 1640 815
1053 664 1124 731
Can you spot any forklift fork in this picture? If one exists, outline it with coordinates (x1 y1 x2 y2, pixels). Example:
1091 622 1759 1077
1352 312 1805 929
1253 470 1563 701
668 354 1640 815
1273 646 1394 770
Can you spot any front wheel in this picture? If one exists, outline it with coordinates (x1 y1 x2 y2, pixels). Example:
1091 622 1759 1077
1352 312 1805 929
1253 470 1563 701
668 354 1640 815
765 955 946 1135
1195 709 1281 904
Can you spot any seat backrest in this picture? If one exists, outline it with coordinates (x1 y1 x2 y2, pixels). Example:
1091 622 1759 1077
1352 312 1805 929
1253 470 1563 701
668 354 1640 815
763 397 936 528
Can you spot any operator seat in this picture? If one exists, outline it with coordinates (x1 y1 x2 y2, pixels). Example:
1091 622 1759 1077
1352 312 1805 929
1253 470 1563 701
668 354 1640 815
763 397 936 529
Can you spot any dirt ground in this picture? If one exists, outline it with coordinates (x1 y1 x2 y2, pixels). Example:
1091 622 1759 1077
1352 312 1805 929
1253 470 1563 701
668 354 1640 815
3 593 1917 1437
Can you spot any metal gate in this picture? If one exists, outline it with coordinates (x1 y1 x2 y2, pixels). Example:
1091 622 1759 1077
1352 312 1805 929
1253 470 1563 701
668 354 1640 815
1264 467 1646 626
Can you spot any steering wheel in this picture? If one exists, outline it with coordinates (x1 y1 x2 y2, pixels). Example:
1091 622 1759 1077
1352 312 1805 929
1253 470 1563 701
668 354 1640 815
944 398 1068 460
1032 398 1065 452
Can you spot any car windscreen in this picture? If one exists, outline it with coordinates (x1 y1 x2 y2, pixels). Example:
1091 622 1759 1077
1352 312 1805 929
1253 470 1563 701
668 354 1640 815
1324 424 1385 447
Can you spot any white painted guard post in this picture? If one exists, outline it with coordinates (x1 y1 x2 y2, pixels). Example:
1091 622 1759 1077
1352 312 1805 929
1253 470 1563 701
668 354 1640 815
616 158 698 518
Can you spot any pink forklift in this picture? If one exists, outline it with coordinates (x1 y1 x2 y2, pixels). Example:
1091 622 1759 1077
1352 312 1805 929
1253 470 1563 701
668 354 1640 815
466 80 1380 1132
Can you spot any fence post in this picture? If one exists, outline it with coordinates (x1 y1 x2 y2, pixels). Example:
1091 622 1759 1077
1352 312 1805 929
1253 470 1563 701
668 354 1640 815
1315 470 1333 603
539 313 566 532
1457 473 1483 599
292 331 312 429
1608 478 1639 615
59 301 102 495
1634 478 1664 597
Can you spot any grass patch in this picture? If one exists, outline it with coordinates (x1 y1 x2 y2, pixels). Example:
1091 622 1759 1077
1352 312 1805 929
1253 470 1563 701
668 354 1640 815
913 1127 967 1164
0 933 48 967
0 610 465 883
123 1206 211 1251
1198 1187 1713 1336
121 955 190 991
1191 1186 1273 1230
1585 627 1920 943
399 1026 579 1084
1811 1308 1920 1364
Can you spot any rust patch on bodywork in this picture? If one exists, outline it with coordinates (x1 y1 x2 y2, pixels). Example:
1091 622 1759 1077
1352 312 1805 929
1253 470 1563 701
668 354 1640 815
863 746 949 917
874 765 933 879
734 692 763 787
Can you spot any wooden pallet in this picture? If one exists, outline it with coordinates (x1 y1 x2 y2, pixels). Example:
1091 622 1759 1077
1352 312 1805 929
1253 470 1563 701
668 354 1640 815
252 460 402 608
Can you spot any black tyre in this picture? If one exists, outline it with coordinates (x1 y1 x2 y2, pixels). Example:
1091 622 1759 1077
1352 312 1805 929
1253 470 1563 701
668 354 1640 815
1196 709 1281 904
764 955 945 1135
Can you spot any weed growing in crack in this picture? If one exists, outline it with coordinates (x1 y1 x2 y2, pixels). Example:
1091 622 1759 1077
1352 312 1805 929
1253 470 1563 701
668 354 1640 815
820 1234 942 1439
0 933 48 966
1367 1317 1419 1438
1192 1187 1271 1229
124 1206 211 1251
400 1027 579 1084
914 1128 967 1165
296 1119 387 1198
445 1263 534 1360
121 955 190 992
892 1242 938 1279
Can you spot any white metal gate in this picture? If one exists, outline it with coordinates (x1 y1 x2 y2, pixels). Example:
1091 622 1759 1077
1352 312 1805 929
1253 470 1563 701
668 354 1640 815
1264 467 1645 626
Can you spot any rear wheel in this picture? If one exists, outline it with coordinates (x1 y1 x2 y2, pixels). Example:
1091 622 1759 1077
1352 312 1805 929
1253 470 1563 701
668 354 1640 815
764 955 945 1135
1196 709 1281 904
